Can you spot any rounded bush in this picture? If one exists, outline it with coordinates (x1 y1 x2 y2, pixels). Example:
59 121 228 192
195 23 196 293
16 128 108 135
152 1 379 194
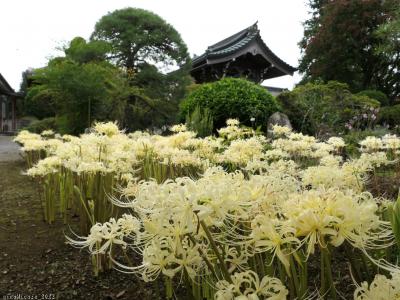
357 90 389 106
378 104 400 127
277 81 381 136
180 78 279 130
25 117 57 133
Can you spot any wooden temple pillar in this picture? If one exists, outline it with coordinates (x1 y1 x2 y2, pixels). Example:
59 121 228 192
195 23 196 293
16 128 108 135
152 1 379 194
12 96 16 131
0 98 2 132
0 74 20 133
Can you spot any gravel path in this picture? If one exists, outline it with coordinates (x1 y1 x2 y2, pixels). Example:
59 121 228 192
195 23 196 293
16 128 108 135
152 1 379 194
0 135 21 162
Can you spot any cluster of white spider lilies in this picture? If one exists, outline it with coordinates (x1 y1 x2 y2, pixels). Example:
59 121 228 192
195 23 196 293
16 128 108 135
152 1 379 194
15 120 400 299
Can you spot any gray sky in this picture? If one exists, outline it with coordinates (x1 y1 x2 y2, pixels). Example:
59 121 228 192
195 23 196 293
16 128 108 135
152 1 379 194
0 0 309 91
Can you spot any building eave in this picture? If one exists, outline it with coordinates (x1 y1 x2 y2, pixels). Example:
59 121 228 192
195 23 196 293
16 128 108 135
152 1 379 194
0 74 22 98
255 36 297 76
191 23 297 78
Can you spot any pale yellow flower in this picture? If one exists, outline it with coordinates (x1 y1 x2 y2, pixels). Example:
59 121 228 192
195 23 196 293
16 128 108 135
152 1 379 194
93 121 121 137
215 271 288 300
170 123 187 133
354 273 400 300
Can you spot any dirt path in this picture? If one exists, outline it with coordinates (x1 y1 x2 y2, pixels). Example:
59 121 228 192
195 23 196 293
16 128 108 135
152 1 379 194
0 150 152 299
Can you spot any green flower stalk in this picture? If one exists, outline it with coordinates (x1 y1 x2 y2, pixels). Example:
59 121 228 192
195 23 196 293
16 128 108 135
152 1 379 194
13 122 400 298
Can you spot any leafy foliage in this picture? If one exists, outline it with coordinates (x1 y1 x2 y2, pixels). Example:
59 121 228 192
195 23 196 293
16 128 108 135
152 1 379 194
378 104 400 129
299 0 399 99
186 106 213 137
25 38 130 134
375 6 400 100
64 37 111 64
376 6 400 54
23 9 192 134
24 16 192 134
180 78 279 131
127 63 192 131
24 84 57 119
91 8 189 70
357 89 390 107
277 81 380 136
91 8 192 130
24 117 57 133
342 127 390 157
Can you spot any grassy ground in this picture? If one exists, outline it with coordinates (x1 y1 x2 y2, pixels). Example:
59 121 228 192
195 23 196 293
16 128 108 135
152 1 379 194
0 151 154 299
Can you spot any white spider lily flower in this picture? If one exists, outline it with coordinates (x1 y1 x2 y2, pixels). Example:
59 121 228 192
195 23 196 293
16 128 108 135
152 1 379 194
282 188 391 256
250 216 300 270
14 130 42 145
93 121 121 137
327 137 346 149
66 223 104 253
226 118 240 127
170 123 187 133
41 129 55 137
271 124 292 137
224 246 250 273
219 137 264 166
66 215 140 254
354 272 400 300
359 136 383 152
382 134 400 151
215 271 288 300
26 156 61 177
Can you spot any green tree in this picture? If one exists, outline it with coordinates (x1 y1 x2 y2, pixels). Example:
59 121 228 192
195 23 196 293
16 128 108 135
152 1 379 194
376 7 400 55
299 0 399 99
25 37 130 134
91 8 191 130
375 7 400 100
128 62 192 130
91 8 189 70
64 37 111 64
20 68 55 119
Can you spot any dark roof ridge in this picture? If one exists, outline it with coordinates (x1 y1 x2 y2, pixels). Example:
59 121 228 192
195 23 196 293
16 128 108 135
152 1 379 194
190 22 298 81
255 35 297 74
0 73 21 97
207 22 258 53
0 73 15 93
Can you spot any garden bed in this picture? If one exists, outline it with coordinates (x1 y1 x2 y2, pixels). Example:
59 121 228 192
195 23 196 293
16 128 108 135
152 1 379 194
0 160 155 299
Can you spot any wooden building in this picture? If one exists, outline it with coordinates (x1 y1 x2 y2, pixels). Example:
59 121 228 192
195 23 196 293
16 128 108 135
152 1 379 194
0 73 20 133
191 23 296 84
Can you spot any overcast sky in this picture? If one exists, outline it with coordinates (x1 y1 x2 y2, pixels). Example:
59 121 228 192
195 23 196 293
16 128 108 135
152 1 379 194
0 0 309 91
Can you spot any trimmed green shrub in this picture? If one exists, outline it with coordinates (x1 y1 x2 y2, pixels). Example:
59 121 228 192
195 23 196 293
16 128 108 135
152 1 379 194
24 117 57 133
277 81 380 137
378 104 400 128
180 78 279 130
357 90 390 106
